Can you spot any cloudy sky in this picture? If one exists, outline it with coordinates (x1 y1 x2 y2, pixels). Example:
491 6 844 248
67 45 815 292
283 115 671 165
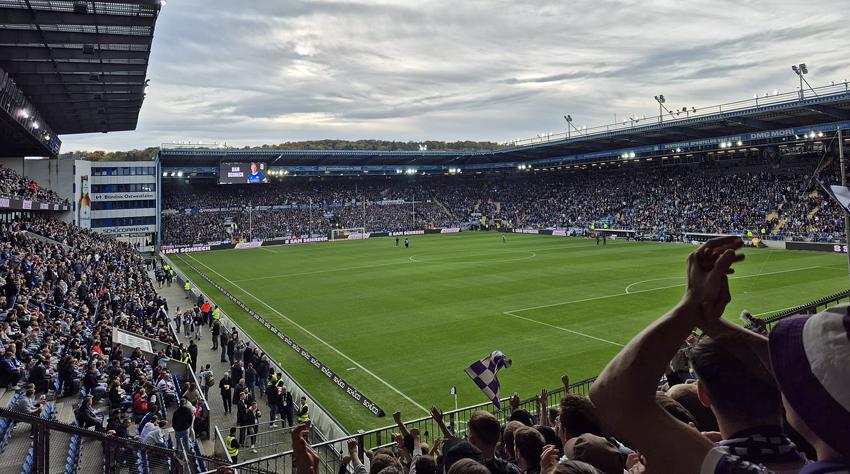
60 0 850 152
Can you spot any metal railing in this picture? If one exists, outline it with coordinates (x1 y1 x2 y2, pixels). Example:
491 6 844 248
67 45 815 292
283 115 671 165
747 289 850 331
0 407 200 474
202 376 596 474
506 81 850 148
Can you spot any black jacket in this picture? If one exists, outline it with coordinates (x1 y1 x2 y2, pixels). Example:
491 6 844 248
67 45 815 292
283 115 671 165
172 404 195 432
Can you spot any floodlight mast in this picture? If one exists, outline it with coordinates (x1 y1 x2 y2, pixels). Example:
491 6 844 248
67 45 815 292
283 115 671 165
654 95 666 123
792 63 815 100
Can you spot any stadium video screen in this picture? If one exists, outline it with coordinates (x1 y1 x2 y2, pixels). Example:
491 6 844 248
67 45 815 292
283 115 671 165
219 162 269 184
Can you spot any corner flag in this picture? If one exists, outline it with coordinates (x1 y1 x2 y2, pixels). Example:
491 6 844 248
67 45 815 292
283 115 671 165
464 350 512 408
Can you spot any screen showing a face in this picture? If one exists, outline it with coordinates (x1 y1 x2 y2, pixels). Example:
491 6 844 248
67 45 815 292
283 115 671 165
219 162 269 184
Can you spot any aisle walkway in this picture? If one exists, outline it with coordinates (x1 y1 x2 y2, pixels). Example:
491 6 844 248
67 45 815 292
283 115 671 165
148 272 235 455
148 270 296 460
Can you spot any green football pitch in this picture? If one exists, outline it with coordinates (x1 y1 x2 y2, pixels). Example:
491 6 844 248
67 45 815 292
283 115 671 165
169 232 849 431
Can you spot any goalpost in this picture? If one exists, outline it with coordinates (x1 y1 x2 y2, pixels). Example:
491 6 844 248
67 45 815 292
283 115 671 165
331 228 367 241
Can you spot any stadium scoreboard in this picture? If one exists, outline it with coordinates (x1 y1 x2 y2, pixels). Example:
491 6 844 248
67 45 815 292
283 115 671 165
219 162 269 184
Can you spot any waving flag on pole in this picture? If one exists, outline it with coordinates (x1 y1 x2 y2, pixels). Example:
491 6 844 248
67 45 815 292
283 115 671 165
465 350 512 408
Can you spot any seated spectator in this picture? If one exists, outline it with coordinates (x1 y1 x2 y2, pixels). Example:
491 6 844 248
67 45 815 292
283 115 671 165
76 395 104 431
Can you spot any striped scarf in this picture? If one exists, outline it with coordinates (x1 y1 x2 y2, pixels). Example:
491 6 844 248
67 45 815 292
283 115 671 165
718 426 805 465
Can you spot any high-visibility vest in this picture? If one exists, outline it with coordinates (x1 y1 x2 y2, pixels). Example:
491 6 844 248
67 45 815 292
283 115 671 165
297 402 309 422
181 352 191 365
212 308 221 320
184 282 190 291
226 435 239 458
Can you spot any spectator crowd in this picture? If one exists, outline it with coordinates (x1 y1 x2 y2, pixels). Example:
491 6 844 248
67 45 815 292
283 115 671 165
161 160 846 246
0 166 67 203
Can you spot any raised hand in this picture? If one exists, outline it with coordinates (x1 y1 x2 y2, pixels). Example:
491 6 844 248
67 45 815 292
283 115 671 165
541 444 559 474
291 424 319 474
430 406 443 424
538 388 549 406
684 237 744 324
510 392 520 412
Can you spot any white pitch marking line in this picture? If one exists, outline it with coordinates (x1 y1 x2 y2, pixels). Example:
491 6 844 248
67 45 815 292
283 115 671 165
346 367 357 371
502 310 625 347
232 259 412 283
624 277 683 294
185 253 430 413
509 265 829 314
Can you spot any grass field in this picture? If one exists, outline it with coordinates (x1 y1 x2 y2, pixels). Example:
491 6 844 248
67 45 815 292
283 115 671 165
169 232 850 431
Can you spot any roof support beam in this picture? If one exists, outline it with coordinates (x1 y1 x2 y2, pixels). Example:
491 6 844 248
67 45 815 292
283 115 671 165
807 104 850 120
725 116 777 130
0 9 155 28
0 46 149 61
0 29 152 45
0 61 147 74
665 127 712 139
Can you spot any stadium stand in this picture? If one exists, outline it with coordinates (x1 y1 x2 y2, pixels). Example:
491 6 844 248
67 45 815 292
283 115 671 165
0 166 66 204
161 151 846 246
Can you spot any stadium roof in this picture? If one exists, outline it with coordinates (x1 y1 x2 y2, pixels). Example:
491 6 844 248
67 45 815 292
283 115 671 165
160 83 850 169
0 0 163 150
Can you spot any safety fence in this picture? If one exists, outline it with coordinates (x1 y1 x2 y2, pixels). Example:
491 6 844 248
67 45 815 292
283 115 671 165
0 407 226 474
746 289 850 332
201 376 595 474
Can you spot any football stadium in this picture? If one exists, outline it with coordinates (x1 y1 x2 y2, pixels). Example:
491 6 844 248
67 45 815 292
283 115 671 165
0 1 849 474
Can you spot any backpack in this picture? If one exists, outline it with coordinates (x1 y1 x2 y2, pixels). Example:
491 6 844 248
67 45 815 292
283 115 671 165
204 371 214 387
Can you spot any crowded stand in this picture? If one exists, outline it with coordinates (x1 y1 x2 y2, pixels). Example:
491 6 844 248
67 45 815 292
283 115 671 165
0 216 213 470
162 158 846 246
0 166 67 204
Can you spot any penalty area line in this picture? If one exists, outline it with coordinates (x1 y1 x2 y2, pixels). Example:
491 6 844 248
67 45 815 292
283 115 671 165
183 253 429 414
501 310 624 347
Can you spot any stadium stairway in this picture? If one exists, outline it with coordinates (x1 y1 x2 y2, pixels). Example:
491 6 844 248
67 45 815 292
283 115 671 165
432 197 455 221
147 270 246 458
149 267 297 462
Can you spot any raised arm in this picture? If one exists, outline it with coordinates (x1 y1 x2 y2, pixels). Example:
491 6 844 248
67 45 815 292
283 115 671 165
589 237 745 474
430 406 454 439
392 411 411 438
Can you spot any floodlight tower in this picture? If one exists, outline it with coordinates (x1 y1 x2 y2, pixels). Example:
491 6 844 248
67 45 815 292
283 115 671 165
654 95 666 123
792 63 808 100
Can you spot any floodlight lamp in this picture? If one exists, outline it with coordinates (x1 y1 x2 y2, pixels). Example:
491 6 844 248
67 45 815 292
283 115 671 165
32 122 39 129
177 171 184 177
18 109 29 119
736 140 743 146
792 65 799 74
800 64 808 74
817 131 824 138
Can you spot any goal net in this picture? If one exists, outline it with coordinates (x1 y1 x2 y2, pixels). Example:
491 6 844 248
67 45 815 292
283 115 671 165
331 228 367 241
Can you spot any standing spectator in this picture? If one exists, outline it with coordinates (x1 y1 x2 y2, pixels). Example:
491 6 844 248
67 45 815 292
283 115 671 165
219 373 233 415
172 399 195 453
211 320 221 351
256 354 270 399
245 362 257 401
279 386 293 427
188 340 198 373
198 364 213 400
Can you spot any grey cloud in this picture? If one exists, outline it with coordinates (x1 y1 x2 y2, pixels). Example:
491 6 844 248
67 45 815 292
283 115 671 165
58 0 850 152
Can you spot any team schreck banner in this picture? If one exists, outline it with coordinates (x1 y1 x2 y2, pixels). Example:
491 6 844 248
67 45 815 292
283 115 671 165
178 258 386 417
